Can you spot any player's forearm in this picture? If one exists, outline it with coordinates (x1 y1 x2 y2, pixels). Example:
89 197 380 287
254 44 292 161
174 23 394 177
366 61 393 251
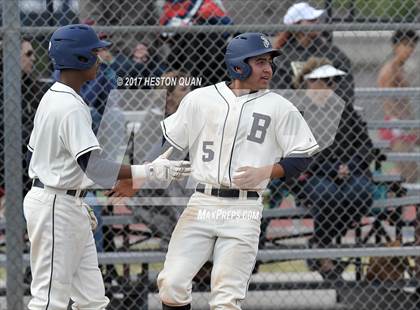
249 164 285 182
117 165 132 179
268 164 285 179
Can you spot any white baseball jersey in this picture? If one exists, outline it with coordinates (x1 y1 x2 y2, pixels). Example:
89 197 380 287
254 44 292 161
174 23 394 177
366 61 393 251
27 81 101 189
161 81 319 188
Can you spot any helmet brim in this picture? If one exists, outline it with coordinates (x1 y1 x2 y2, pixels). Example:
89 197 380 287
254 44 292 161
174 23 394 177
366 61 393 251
266 48 281 58
92 39 112 50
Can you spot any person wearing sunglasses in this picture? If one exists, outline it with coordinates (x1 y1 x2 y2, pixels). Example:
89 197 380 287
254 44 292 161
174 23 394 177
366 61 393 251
0 37 42 223
21 39 53 196
292 57 375 280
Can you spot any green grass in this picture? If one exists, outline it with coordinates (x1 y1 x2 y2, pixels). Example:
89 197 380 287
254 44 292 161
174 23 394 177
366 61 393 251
259 260 308 273
332 0 417 21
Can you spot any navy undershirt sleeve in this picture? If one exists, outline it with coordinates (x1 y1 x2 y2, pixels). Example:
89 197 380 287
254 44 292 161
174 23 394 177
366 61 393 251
77 150 121 188
26 149 32 168
278 157 311 180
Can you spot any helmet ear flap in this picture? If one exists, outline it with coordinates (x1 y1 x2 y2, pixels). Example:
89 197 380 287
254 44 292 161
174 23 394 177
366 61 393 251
228 58 252 80
226 59 241 80
239 60 252 80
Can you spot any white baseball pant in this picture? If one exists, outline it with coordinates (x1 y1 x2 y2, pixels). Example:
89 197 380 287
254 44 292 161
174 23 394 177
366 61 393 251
158 191 262 309
23 187 109 310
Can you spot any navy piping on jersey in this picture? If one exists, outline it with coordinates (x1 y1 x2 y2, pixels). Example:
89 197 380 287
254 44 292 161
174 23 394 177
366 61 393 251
49 87 86 106
214 84 230 185
74 145 101 160
288 143 319 156
45 195 56 310
225 91 271 187
26 149 33 167
161 121 185 151
27 144 34 152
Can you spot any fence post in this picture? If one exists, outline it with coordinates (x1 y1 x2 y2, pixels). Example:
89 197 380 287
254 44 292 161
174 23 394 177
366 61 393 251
2 1 24 309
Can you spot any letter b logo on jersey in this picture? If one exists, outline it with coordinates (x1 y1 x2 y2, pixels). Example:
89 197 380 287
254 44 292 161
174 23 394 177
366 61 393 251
247 113 271 144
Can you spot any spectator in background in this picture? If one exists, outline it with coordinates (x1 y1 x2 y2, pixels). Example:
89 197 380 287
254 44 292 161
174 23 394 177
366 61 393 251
133 42 149 64
160 70 192 116
129 42 166 84
21 40 37 127
160 0 233 86
78 0 158 45
377 30 419 182
79 0 158 26
292 57 374 280
272 2 354 105
21 39 50 194
0 38 49 245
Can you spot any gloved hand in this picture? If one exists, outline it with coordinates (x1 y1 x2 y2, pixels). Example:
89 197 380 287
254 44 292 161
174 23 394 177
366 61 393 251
148 147 192 181
84 205 98 232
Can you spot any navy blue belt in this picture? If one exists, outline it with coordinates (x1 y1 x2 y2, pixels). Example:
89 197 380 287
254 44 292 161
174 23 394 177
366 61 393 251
196 183 259 199
32 179 88 198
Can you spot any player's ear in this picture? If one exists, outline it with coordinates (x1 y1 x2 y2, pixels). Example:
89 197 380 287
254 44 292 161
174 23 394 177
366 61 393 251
234 66 243 74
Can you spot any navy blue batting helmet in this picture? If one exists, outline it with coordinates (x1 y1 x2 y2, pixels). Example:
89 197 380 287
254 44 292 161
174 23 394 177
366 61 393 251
225 32 280 80
48 24 111 70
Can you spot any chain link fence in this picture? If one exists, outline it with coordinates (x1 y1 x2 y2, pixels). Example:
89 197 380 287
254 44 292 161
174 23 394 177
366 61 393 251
1 0 420 309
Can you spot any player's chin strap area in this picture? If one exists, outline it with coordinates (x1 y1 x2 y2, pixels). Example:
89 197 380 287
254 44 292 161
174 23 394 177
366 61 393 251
162 303 191 310
196 183 260 199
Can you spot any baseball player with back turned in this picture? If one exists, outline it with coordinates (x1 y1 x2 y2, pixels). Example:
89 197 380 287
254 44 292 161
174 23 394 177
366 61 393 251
23 24 191 310
157 32 319 309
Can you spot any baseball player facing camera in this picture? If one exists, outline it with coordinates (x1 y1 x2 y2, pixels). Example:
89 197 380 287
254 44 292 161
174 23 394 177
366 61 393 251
23 24 191 310
157 32 319 310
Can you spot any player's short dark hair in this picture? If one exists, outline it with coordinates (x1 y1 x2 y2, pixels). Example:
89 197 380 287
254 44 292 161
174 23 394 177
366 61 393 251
391 30 419 45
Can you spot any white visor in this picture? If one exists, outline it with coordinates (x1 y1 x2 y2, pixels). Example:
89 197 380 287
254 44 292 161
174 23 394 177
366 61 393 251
303 64 347 80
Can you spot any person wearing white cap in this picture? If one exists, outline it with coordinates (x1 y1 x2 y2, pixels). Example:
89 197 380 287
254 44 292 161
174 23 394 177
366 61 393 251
274 2 325 52
289 57 375 281
283 2 325 25
271 2 354 106
282 1 325 45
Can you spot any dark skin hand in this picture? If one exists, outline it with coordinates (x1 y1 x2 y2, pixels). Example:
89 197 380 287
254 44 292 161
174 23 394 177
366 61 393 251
104 178 146 206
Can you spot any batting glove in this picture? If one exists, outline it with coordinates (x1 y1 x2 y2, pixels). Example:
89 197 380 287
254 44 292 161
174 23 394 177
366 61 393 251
84 205 98 232
148 147 192 181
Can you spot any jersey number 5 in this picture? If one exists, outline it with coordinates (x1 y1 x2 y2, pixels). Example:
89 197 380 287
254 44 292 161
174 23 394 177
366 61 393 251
201 113 271 162
202 141 215 162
